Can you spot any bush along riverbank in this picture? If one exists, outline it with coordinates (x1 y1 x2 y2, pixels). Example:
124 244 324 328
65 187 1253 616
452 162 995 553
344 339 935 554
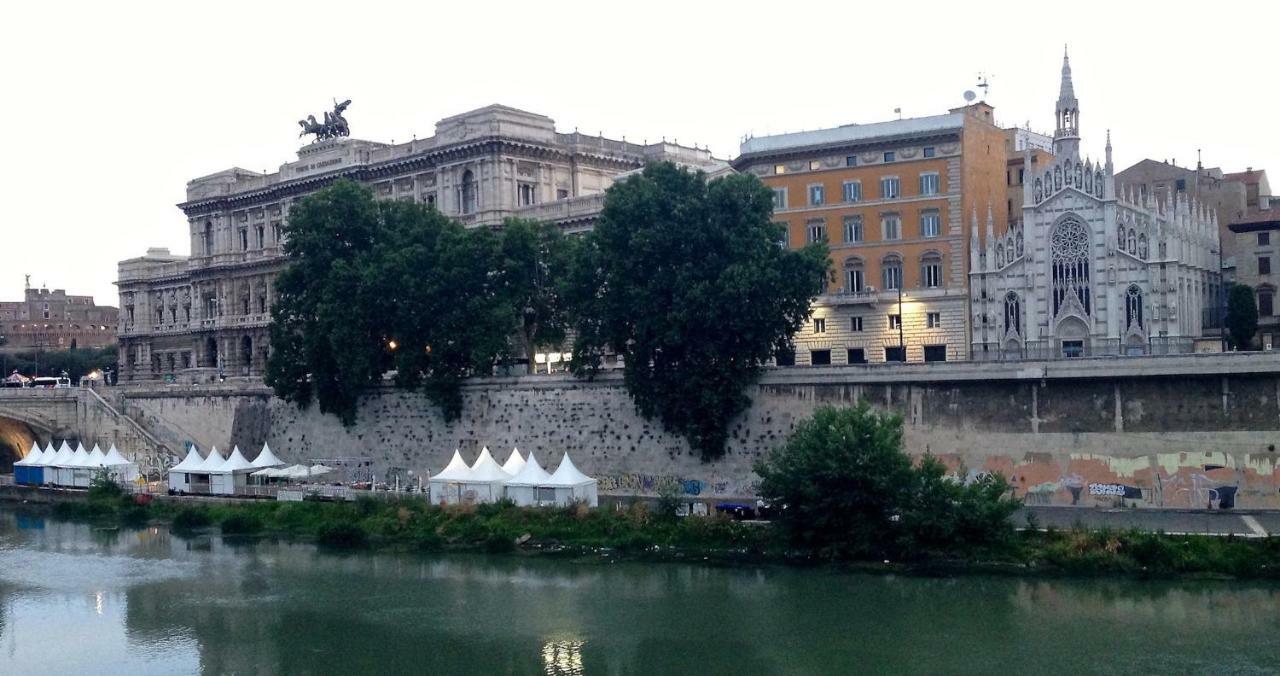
33 473 1280 580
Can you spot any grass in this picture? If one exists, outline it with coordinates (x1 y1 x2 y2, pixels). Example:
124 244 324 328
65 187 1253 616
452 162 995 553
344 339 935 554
36 491 1280 579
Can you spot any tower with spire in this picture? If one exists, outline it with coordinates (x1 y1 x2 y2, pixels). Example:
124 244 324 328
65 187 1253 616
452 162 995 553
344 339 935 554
1054 46 1081 158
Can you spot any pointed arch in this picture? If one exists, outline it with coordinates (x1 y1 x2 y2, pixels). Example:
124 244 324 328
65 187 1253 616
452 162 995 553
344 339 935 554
1004 291 1022 335
1125 285 1144 331
1051 216 1091 317
1075 162 1083 189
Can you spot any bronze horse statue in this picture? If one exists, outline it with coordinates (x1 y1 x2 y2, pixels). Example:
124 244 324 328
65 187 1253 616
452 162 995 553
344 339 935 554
298 99 352 141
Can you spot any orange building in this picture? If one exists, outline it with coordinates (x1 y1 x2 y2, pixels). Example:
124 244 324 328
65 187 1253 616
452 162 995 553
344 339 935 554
734 103 1008 364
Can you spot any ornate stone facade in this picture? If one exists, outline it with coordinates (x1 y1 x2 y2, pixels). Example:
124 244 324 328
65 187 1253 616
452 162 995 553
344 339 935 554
117 105 721 382
970 51 1221 360
0 286 117 354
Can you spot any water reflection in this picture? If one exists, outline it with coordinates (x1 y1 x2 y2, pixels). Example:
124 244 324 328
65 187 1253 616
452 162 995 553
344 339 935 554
2 506 1280 675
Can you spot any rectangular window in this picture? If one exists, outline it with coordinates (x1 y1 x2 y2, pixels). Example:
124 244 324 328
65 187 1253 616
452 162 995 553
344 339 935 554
772 187 788 210
1062 340 1085 358
806 220 826 243
810 349 831 366
1260 232 1271 246
1018 169 1025 183
888 314 901 330
850 316 863 332
775 222 790 249
809 160 822 171
923 262 941 288
556 189 570 200
775 348 796 366
774 164 787 175
845 268 864 293
880 177 900 199
923 146 935 158
881 214 901 240
842 181 863 203
843 216 863 243
921 211 940 238
919 173 940 196
883 151 895 163
813 317 826 334
808 185 825 206
923 345 947 362
1261 292 1275 317
884 346 906 363
927 312 941 328
1176 178 1186 191
845 155 858 167
847 348 867 364
1261 256 1271 275
239 229 248 251
256 226 265 248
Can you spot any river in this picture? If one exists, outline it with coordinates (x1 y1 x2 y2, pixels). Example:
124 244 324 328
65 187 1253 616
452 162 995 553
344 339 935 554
0 506 1278 675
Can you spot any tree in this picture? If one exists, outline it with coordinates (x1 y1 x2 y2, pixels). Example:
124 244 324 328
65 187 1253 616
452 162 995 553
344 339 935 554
1226 284 1259 351
755 404 1019 560
497 218 572 374
567 163 828 460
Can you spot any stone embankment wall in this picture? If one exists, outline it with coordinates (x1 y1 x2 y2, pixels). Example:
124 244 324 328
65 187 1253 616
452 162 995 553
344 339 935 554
111 353 1280 508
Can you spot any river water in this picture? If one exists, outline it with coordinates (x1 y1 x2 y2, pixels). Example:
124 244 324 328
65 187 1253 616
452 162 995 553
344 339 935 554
1 507 1278 676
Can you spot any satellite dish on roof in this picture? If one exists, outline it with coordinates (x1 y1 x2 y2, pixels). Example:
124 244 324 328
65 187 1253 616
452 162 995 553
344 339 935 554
963 90 977 103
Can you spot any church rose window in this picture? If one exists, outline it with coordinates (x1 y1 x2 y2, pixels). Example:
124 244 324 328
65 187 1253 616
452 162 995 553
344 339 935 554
1051 218 1091 317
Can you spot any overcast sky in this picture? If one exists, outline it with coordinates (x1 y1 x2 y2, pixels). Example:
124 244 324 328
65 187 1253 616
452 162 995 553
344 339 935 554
2 1 1275 305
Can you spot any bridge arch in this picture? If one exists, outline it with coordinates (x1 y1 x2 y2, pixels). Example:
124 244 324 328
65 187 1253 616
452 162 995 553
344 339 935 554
0 415 39 473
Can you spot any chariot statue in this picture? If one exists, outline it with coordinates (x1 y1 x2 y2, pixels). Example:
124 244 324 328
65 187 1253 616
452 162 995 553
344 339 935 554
298 99 351 142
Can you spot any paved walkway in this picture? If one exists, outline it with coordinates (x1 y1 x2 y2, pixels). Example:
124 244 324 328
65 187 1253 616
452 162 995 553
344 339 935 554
1018 506 1280 537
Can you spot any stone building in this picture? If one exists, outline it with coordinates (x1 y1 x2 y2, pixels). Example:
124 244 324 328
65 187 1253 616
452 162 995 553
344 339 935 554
117 105 721 382
0 285 117 354
970 51 1221 359
1227 199 1280 348
733 102 1010 364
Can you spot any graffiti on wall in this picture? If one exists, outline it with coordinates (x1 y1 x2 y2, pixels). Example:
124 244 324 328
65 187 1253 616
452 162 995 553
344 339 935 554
596 472 756 497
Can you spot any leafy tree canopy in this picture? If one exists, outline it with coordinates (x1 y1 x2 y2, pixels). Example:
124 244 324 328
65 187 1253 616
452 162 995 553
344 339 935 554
498 218 573 374
568 163 829 460
755 404 1019 560
1226 283 1259 351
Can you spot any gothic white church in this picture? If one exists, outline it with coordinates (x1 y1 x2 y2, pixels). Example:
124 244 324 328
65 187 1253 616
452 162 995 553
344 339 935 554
970 50 1221 359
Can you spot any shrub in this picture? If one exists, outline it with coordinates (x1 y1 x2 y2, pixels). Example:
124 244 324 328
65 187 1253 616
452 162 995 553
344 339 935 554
755 404 1020 560
317 521 368 549
219 513 263 536
172 507 213 532
88 472 124 503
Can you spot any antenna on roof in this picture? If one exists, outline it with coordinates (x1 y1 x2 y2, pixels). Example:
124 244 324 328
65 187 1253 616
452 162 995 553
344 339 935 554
894 107 902 120
976 73 991 100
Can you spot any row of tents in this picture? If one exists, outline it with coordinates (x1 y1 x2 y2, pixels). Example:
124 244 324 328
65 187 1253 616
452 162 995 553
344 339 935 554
428 447 598 507
167 444 303 495
12 441 140 487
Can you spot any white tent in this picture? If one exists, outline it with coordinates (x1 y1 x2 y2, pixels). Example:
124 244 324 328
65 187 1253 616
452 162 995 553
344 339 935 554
544 453 598 507
102 445 140 484
186 446 226 494
66 444 94 488
210 446 255 495
168 447 204 492
45 442 74 486
501 448 526 475
251 443 285 469
464 447 512 503
503 451 553 506
13 441 44 485
428 450 474 505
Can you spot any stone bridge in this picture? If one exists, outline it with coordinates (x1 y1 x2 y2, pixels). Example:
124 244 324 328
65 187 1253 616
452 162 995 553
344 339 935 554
0 387 175 477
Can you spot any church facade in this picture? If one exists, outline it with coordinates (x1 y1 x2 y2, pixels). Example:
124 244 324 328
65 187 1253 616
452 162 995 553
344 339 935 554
970 51 1221 360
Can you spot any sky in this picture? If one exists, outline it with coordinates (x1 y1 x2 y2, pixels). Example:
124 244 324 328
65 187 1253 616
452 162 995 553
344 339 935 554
1 0 1276 306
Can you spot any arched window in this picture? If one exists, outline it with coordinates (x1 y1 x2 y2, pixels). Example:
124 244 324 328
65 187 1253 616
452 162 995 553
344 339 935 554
240 335 253 375
843 256 865 293
1128 229 1137 254
1004 291 1022 335
920 251 943 288
1051 217 1091 316
203 221 214 256
1075 163 1083 189
1034 178 1043 203
460 169 477 214
1138 234 1148 258
881 254 902 291
1125 285 1144 330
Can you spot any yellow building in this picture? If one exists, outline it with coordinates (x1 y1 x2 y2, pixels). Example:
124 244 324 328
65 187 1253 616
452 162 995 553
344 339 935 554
734 103 1008 364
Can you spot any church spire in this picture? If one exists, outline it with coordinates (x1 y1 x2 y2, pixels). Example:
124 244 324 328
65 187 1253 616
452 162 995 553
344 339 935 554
1054 46 1081 157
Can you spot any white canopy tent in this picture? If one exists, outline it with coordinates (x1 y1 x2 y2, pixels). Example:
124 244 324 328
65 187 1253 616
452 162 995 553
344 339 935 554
210 446 256 495
65 444 93 488
102 444 140 484
543 453 598 507
186 446 226 494
251 443 285 469
501 448 525 475
45 442 74 486
168 447 204 492
503 451 553 506
464 447 512 503
428 450 474 505
13 441 44 485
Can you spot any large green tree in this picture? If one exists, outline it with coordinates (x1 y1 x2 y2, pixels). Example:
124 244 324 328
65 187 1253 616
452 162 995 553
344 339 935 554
1226 283 1259 350
567 163 829 460
498 218 573 374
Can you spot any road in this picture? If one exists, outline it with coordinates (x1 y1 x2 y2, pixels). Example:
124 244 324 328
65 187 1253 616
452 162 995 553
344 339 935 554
1018 506 1280 537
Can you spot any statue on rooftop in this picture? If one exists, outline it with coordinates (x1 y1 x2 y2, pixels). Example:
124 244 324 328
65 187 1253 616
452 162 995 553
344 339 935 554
298 99 352 142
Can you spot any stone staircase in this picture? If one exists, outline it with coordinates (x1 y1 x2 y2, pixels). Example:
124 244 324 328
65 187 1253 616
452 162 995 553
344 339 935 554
78 387 177 479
